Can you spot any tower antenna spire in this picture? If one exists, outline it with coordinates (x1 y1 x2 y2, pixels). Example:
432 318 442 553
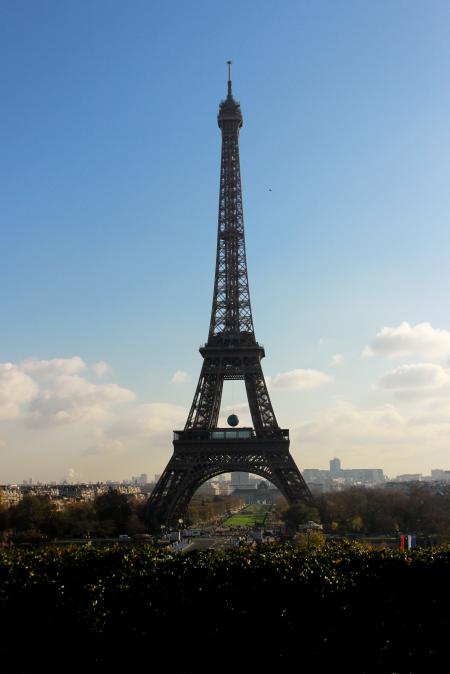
227 60 232 96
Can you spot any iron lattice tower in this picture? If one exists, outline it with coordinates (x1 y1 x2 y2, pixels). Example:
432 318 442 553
146 66 312 529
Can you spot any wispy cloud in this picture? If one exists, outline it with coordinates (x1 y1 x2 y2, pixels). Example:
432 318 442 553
0 356 134 427
272 368 332 391
379 363 450 390
91 361 111 377
363 322 450 359
107 403 187 440
27 375 135 427
20 356 86 378
171 370 190 384
0 363 38 420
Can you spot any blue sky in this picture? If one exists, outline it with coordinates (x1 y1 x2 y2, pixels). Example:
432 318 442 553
1 1 450 483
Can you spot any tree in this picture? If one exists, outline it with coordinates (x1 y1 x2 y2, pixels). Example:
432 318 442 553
281 503 320 531
62 502 97 537
0 506 8 532
94 490 132 533
8 495 63 536
294 530 325 552
350 515 364 533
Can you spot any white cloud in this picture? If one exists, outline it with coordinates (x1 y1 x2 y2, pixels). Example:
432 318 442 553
91 361 111 377
0 355 136 428
83 439 126 457
0 354 196 480
272 368 332 391
331 354 344 366
171 370 190 384
379 363 450 390
296 402 406 445
363 322 450 359
81 403 187 465
27 375 135 427
0 363 38 420
20 356 86 377
292 400 450 475
108 403 187 440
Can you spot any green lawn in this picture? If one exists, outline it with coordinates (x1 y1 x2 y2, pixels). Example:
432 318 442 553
223 504 272 528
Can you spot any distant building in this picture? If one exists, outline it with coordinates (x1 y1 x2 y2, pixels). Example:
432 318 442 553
233 482 281 504
0 486 22 507
303 469 329 482
395 474 422 482
431 469 450 482
248 475 261 486
303 458 385 491
195 481 218 496
231 472 250 487
216 482 234 496
330 458 341 476
131 473 148 485
343 468 384 483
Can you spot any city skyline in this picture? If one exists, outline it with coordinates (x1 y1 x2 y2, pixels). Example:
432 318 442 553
2 2 450 482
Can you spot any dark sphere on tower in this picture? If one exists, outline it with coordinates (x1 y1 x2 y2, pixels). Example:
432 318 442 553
227 414 239 427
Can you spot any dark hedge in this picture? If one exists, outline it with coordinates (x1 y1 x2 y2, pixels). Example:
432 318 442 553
1 542 449 672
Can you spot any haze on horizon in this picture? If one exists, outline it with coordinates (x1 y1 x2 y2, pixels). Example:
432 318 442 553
1 1 450 484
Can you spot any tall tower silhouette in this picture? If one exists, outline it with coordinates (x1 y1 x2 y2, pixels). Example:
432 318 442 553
146 66 312 529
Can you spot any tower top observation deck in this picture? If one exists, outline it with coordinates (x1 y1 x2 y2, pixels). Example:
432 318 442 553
218 60 243 132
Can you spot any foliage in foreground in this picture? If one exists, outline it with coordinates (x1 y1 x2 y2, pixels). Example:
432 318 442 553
1 541 449 671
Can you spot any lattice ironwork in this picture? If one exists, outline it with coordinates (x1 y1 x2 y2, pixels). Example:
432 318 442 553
145 67 312 530
208 123 254 341
146 434 311 529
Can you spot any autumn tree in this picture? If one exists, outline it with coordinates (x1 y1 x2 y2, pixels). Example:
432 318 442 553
94 490 132 534
282 503 320 531
8 495 65 538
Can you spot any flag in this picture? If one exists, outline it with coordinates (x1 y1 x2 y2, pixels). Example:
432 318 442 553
409 534 416 549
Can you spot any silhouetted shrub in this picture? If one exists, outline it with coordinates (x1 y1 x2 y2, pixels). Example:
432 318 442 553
0 542 449 672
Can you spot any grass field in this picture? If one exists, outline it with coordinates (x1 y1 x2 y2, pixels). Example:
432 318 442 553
223 504 272 528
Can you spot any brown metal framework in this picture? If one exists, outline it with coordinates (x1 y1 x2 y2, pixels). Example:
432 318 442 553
146 68 312 530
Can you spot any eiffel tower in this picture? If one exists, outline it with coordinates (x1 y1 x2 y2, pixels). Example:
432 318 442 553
146 64 312 529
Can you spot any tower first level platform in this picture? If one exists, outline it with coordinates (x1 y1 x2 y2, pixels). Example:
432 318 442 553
146 428 310 529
